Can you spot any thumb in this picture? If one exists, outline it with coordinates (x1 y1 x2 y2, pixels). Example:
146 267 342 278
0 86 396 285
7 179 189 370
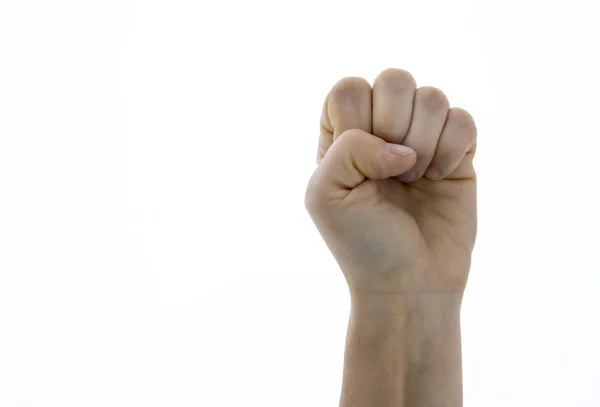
314 129 417 192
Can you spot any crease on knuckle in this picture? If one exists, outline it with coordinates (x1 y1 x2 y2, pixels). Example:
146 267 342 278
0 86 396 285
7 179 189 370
450 107 477 136
375 68 416 93
418 86 449 112
327 77 371 116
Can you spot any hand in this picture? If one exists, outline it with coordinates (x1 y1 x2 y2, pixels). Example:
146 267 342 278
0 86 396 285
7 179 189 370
305 68 477 298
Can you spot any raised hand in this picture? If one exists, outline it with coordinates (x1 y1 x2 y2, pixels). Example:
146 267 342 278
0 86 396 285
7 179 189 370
305 68 477 297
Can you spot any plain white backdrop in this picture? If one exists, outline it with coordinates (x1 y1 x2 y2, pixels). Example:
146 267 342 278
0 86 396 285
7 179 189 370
1 0 599 406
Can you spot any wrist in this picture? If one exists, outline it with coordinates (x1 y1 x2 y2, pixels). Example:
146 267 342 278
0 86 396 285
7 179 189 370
349 289 463 318
341 291 464 407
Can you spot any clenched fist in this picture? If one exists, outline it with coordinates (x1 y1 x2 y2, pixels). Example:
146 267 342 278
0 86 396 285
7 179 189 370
305 68 477 298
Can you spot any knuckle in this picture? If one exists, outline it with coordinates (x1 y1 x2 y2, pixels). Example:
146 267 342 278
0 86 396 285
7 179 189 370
449 107 477 136
417 86 449 111
374 68 416 93
328 77 371 107
337 128 366 144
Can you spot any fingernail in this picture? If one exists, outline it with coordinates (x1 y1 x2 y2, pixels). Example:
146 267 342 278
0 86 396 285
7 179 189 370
386 143 413 157
426 166 440 179
398 170 416 183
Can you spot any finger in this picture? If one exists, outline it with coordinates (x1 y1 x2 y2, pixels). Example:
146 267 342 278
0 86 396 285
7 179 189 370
317 77 372 163
372 68 416 144
425 107 477 180
398 86 449 183
306 129 417 205
317 99 333 164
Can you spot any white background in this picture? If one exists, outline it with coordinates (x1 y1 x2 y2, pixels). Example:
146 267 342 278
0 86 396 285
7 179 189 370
1 0 599 406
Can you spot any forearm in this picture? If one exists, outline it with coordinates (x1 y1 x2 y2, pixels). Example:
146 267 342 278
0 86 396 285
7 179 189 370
339 292 464 407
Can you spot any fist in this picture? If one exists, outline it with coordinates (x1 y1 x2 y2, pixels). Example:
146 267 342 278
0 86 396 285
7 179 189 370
305 69 477 297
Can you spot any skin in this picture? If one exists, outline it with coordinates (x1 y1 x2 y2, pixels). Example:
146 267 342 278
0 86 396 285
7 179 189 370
304 68 477 406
